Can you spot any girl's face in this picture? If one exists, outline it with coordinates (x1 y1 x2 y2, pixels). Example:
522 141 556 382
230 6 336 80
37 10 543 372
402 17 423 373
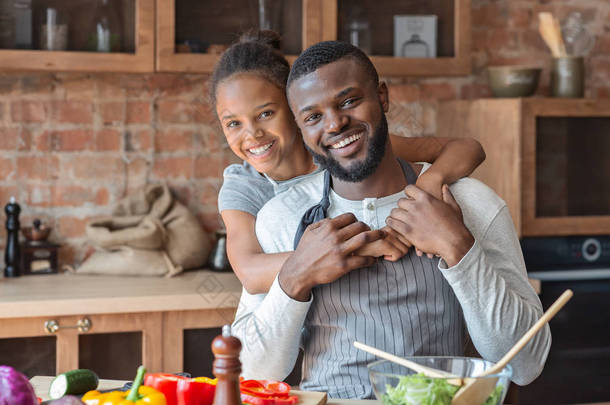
215 73 300 179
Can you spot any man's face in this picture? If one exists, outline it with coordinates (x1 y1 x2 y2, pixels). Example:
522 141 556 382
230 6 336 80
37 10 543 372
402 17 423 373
287 58 390 182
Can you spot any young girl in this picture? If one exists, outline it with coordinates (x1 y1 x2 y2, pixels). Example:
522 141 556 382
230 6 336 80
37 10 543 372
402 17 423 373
212 31 485 294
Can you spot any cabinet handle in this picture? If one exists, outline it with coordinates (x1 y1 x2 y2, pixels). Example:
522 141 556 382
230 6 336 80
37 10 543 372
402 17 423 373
44 317 92 334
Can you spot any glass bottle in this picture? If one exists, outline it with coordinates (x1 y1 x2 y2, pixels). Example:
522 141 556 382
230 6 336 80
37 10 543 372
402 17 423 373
13 0 31 49
0 0 15 49
88 0 121 52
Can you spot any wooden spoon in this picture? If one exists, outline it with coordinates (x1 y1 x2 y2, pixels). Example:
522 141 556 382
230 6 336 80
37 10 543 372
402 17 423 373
451 289 573 405
353 341 463 386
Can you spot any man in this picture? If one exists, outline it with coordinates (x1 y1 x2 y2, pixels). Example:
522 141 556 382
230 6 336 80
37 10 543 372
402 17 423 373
231 41 550 399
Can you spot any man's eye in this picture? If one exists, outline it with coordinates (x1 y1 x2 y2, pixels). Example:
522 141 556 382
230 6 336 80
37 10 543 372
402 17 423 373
258 110 274 119
305 113 321 123
226 120 240 128
341 97 359 107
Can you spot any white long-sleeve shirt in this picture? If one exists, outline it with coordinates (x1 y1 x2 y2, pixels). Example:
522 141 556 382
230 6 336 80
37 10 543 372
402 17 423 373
232 163 551 397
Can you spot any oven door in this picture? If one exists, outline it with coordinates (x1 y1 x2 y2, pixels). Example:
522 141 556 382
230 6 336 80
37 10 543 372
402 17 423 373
518 271 610 404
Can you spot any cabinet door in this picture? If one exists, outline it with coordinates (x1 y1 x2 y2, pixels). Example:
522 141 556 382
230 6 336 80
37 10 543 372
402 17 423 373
0 0 154 72
156 0 303 72
324 0 471 76
522 99 610 236
163 309 235 373
75 312 163 378
0 317 56 377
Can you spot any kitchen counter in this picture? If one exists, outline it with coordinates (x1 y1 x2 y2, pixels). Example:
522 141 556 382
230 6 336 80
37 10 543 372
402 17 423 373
30 376 610 405
0 270 242 318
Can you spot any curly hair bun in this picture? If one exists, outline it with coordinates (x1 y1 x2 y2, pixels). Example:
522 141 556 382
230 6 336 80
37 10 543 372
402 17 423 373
239 29 281 50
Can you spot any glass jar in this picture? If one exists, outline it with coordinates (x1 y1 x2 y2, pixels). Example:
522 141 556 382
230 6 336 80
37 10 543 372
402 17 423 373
40 7 67 51
346 18 371 54
88 0 121 52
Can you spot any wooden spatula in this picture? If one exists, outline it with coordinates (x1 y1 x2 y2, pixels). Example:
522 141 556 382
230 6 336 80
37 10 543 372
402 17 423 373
353 341 463 386
539 12 567 57
451 289 573 405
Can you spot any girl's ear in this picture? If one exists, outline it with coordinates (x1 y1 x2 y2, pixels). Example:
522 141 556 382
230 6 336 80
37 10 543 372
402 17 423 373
378 82 389 112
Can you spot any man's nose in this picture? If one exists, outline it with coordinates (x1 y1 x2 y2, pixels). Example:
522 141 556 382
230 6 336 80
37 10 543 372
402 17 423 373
324 111 349 135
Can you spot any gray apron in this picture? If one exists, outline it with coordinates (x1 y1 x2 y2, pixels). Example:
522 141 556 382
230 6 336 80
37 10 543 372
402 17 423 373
295 160 466 399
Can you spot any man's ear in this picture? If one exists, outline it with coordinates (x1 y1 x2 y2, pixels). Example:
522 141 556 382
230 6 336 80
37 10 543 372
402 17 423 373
378 82 389 113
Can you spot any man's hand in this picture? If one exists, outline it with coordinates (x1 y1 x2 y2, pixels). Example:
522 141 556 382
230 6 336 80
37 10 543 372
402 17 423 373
354 226 411 261
279 213 385 301
386 184 474 267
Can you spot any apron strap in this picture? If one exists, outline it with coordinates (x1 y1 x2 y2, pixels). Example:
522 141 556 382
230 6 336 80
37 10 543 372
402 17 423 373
292 159 415 249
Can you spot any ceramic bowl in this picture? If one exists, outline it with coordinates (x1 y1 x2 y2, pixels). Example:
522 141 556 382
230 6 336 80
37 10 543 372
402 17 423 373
487 66 542 98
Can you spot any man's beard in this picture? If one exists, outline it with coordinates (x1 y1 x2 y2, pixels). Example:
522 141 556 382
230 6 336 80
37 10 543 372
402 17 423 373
307 113 388 183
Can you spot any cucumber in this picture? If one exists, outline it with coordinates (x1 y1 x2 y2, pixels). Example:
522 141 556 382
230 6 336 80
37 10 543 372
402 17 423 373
49 369 99 399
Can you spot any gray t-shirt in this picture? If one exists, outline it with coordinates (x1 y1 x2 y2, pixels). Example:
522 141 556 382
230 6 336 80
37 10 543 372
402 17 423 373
218 161 321 216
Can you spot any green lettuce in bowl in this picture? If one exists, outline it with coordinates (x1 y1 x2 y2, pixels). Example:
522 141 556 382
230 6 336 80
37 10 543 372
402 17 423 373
368 358 511 405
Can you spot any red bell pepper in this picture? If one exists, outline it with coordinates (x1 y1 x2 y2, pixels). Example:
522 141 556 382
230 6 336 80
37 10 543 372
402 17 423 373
177 376 217 405
239 380 298 405
144 373 188 405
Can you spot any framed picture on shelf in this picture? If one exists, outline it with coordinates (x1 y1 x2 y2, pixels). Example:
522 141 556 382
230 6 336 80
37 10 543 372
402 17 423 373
393 15 437 58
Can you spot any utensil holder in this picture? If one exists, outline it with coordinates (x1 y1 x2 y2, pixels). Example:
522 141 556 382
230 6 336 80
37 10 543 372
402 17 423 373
551 56 584 98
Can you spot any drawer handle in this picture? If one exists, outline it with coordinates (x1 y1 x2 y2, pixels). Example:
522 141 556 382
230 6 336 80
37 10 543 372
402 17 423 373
44 317 92 334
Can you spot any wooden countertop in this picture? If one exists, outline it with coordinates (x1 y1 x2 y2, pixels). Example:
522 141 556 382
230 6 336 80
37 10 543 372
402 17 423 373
31 376 328 405
0 270 242 319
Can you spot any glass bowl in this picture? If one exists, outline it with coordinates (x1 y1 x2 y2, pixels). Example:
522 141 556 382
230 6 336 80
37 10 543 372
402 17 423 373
368 357 512 405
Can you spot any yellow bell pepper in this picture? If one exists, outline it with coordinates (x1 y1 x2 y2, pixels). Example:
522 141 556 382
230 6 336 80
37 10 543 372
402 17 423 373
82 365 166 405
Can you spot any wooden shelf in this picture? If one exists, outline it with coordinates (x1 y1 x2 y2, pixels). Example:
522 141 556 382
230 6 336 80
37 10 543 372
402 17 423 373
0 0 154 73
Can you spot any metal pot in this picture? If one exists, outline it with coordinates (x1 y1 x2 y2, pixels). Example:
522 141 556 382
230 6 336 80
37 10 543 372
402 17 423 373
207 230 231 272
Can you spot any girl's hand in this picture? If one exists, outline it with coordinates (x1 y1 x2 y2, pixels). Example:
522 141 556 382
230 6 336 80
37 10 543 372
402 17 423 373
354 226 411 261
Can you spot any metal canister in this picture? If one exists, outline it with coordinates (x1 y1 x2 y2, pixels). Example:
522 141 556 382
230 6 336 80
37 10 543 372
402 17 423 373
551 56 585 98
207 230 231 272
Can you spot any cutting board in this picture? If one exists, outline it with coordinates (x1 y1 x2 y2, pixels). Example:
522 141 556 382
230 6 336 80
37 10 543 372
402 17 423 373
30 376 327 405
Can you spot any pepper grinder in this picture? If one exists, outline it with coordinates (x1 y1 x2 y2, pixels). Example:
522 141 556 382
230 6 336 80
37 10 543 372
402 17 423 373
211 325 242 405
4 196 21 277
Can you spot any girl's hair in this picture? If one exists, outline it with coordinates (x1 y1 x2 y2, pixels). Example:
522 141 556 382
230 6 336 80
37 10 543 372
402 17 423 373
209 30 290 106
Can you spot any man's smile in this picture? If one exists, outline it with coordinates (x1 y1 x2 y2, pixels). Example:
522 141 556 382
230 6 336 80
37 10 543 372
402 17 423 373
329 132 363 149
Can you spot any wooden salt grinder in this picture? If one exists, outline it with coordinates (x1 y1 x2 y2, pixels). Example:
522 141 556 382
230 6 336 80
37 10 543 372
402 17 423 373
212 325 242 405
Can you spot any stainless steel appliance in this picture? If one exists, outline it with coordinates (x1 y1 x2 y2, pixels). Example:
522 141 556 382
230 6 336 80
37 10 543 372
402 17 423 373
519 235 610 404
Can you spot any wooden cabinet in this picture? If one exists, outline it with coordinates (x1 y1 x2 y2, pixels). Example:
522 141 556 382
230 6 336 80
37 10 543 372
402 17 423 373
0 0 470 75
0 313 161 379
156 0 470 76
438 98 610 237
0 0 154 72
0 272 241 378
331 0 471 76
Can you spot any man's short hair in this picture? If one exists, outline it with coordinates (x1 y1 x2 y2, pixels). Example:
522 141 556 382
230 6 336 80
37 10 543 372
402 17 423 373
287 41 379 91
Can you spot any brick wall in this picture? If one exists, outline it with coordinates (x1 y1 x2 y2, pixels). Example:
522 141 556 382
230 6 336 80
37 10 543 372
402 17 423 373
1 0 609 268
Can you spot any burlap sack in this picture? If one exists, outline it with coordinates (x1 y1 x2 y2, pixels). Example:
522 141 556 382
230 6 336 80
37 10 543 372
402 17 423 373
76 183 211 277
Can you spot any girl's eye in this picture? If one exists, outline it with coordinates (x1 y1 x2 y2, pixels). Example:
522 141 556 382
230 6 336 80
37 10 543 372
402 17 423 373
226 120 240 129
258 110 274 119
304 113 321 123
